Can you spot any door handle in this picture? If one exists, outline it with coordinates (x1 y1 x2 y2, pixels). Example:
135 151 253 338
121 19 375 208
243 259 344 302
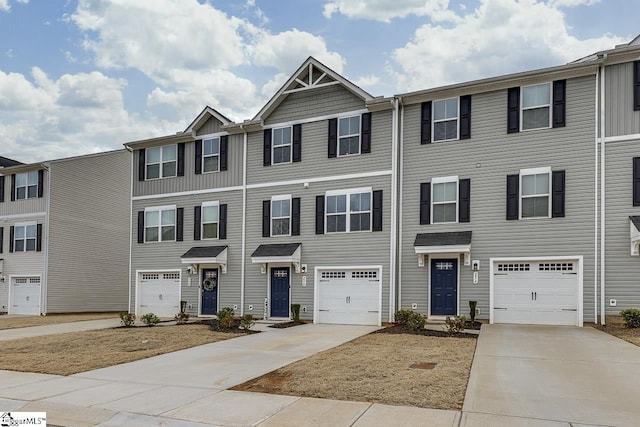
531 292 534 301
534 292 537 301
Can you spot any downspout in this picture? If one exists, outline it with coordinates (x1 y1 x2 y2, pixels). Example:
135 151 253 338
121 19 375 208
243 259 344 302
397 97 405 310
240 125 248 316
125 146 134 314
594 66 599 324
389 98 399 321
600 53 607 325
41 162 51 315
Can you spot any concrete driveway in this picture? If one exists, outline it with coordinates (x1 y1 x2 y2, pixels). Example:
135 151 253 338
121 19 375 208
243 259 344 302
462 324 640 427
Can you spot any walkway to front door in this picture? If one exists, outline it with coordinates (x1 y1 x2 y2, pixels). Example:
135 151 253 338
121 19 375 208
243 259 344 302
270 267 290 317
430 258 457 315
201 268 218 315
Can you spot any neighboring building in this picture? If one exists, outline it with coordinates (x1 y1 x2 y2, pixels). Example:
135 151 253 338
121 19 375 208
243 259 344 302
0 157 22 168
0 150 130 314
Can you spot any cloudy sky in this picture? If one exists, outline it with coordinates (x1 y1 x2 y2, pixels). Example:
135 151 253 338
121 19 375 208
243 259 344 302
0 0 637 163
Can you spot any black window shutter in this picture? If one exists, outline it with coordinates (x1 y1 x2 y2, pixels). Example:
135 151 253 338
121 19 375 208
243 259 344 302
37 170 44 198
10 174 15 201
459 179 471 223
506 174 520 220
0 227 3 253
9 226 14 253
36 223 43 252
194 140 202 175
552 170 566 218
420 101 432 144
262 200 270 237
361 112 372 153
328 118 337 158
292 124 302 162
316 195 325 234
220 136 228 171
219 204 227 240
552 80 566 128
176 207 184 241
420 182 431 224
194 206 201 240
138 149 146 181
507 87 520 134
177 143 185 176
137 211 145 243
263 129 272 166
634 157 640 206
0 175 4 203
634 61 640 111
372 190 383 231
291 197 301 236
460 96 472 140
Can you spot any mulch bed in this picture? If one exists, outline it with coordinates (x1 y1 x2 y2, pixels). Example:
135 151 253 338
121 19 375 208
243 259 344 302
269 320 308 328
377 324 478 338
205 318 259 334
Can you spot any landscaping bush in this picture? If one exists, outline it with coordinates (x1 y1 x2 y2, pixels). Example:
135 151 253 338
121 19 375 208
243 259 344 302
119 312 135 327
174 312 190 325
216 307 235 329
445 315 467 334
141 313 160 326
240 314 255 330
620 308 640 328
291 304 301 321
394 309 414 325
394 309 425 331
469 301 477 323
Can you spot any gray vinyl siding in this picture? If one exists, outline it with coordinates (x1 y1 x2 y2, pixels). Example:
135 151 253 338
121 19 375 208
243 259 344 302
133 134 243 197
196 116 225 136
265 84 366 125
45 151 130 313
0 171 47 216
247 109 393 185
130 190 243 317
399 75 597 321
245 176 393 322
605 62 640 137
603 139 640 313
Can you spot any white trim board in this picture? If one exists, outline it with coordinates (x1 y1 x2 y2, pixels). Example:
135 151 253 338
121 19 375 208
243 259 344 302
0 212 47 221
134 269 182 317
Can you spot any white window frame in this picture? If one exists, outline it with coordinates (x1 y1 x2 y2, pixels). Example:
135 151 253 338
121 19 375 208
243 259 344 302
325 187 372 233
338 115 361 157
432 97 459 142
431 176 459 224
13 221 37 252
146 145 177 180
144 205 177 242
272 126 292 165
15 171 39 200
202 137 220 173
519 167 551 219
271 194 292 237
520 83 552 131
201 201 219 240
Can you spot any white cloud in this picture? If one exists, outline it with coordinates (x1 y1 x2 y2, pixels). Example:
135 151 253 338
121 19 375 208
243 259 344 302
550 0 600 6
354 74 381 89
0 0 10 12
323 0 459 23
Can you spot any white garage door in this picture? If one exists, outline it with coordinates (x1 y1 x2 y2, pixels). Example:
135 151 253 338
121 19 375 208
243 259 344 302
11 276 41 315
316 269 381 326
138 272 180 318
493 261 579 326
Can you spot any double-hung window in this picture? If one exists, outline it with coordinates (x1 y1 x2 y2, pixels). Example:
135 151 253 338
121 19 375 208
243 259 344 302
15 171 38 199
433 98 458 141
326 188 371 233
521 83 551 130
201 202 219 239
146 145 177 179
520 168 550 218
203 138 220 173
271 196 291 236
145 206 176 242
273 127 292 164
338 116 360 156
14 223 37 252
432 177 458 223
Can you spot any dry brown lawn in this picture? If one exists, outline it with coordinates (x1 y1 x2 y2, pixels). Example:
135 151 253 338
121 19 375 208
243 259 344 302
0 313 118 330
232 331 477 410
592 316 640 346
0 324 238 375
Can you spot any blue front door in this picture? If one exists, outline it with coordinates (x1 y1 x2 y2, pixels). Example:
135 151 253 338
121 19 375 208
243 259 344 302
430 259 458 316
201 268 218 315
270 267 290 317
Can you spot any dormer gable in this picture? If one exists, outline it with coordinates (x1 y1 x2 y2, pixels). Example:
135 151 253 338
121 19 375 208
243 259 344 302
186 106 234 137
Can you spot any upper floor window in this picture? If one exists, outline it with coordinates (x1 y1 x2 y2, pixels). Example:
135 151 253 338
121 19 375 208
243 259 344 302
521 83 551 131
520 168 550 218
14 223 37 252
201 202 219 239
271 196 291 236
432 177 458 223
146 145 177 179
15 171 38 199
145 206 176 242
326 188 371 233
433 98 458 141
273 127 292 164
338 116 360 156
203 138 220 173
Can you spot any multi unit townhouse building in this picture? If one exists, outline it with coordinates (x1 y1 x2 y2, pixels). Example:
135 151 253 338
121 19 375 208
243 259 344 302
0 150 130 315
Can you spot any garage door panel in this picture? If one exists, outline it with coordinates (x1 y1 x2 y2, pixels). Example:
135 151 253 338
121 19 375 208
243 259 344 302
138 272 180 318
316 269 380 326
11 277 40 315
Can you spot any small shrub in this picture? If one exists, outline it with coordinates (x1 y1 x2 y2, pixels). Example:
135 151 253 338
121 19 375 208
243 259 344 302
174 312 190 325
394 309 414 325
620 308 640 328
469 301 477 323
119 312 135 327
240 314 255 330
291 304 301 321
141 312 160 326
406 312 426 331
216 307 235 329
445 315 467 334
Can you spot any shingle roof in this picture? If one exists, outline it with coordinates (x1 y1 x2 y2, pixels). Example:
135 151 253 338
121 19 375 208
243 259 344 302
251 243 301 257
0 156 22 168
414 231 472 247
181 246 227 258
630 216 640 230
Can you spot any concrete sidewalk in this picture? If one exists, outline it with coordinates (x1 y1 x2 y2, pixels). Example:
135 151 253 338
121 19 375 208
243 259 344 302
0 318 122 341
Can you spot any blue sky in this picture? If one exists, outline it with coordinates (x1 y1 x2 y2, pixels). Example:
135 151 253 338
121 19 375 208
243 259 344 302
0 0 637 163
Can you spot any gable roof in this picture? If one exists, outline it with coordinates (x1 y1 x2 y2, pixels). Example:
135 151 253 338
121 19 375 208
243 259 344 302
185 106 233 134
253 56 374 121
0 156 22 168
